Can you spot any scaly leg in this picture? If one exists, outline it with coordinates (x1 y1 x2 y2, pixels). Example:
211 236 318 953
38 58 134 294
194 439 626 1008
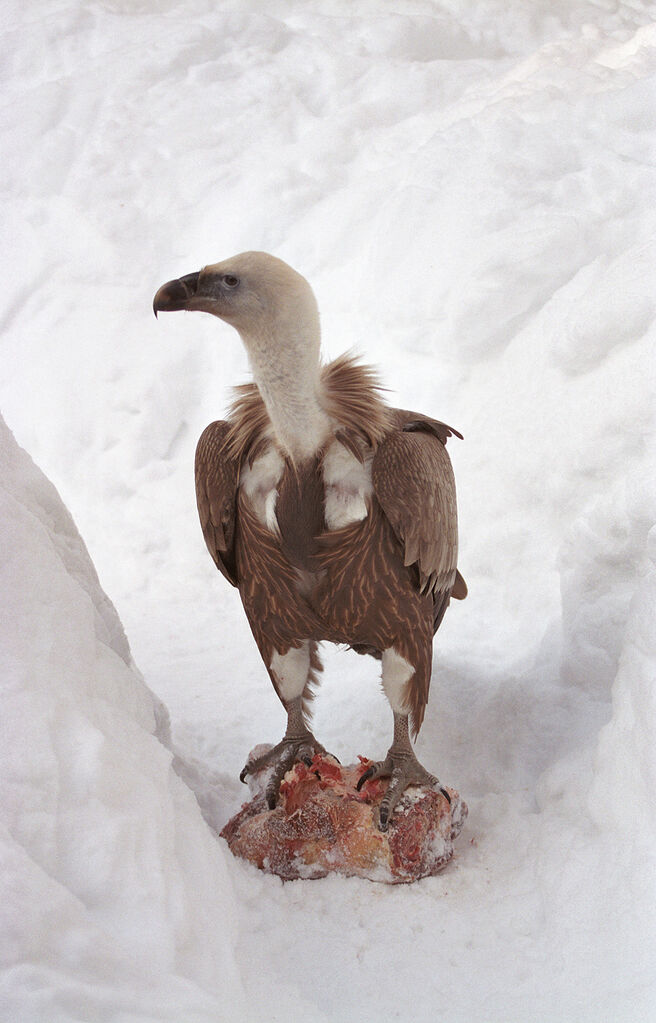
239 641 328 807
357 645 448 831
239 694 327 807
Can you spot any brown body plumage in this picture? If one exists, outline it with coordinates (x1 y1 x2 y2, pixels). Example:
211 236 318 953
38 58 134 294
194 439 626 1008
154 252 466 830
196 355 463 734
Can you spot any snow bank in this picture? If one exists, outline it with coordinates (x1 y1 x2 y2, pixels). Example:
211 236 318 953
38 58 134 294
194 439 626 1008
0 416 244 1021
587 526 656 836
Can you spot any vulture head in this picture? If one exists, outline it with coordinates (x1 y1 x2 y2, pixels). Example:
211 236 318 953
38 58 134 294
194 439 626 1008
154 251 330 460
154 251 320 358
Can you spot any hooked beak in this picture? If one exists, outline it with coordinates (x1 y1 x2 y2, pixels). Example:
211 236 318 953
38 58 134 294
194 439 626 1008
153 271 201 317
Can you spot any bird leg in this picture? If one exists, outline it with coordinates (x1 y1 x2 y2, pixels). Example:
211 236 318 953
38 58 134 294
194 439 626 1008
239 696 327 808
356 712 451 831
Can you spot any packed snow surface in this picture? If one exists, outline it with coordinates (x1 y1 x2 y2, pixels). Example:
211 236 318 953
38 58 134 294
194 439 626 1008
1 0 655 1020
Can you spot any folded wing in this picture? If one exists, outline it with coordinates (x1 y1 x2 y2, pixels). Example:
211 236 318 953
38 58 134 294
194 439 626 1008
372 413 462 620
195 421 240 587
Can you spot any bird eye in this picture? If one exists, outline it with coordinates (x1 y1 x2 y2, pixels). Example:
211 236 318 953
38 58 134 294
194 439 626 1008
222 274 240 289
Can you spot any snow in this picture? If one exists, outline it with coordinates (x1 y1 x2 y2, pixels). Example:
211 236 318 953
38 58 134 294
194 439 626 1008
0 416 247 1021
1 0 655 1020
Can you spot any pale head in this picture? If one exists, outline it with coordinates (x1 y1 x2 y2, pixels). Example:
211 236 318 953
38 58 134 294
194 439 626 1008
154 251 330 460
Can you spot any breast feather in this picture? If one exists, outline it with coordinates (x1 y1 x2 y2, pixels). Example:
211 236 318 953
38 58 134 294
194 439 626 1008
239 447 285 532
322 440 373 530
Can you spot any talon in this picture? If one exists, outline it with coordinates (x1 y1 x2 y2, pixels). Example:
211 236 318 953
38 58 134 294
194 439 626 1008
238 728 335 802
358 741 449 831
265 767 287 809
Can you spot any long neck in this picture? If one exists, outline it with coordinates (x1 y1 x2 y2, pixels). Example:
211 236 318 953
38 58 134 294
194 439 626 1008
244 329 331 462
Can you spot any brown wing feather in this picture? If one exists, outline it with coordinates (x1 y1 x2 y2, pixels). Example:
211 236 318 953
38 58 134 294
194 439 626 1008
452 569 468 600
372 423 459 601
389 407 464 444
195 421 240 587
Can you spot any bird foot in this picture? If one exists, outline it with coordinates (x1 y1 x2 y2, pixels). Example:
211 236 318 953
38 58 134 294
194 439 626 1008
239 733 328 809
356 750 451 832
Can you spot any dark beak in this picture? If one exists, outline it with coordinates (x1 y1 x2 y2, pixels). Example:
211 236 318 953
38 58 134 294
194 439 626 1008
153 271 201 317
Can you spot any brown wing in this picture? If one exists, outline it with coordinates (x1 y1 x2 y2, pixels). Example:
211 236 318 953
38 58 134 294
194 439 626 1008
372 420 460 608
389 408 463 445
195 421 240 587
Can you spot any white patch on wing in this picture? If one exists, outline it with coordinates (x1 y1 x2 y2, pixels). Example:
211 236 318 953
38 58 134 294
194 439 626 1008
270 642 310 700
323 440 373 530
381 647 414 714
240 447 284 530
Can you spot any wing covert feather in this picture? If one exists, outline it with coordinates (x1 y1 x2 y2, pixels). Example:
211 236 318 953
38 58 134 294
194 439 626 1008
372 426 458 598
389 408 463 444
195 421 240 586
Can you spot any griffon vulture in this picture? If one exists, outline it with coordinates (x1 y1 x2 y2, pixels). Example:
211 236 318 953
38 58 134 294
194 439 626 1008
153 252 466 830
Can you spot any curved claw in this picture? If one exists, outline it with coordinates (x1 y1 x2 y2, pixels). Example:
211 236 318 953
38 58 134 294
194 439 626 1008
239 732 330 806
264 746 297 808
378 766 412 832
357 752 449 831
356 765 376 792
